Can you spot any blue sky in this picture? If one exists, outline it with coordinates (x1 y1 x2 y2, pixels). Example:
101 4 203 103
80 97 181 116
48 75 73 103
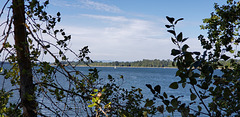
1 0 228 61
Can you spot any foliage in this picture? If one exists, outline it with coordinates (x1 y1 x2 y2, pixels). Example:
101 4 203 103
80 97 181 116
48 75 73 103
147 0 240 116
0 89 21 116
87 68 156 117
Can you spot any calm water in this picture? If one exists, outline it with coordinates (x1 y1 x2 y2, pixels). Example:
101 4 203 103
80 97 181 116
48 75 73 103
1 66 221 116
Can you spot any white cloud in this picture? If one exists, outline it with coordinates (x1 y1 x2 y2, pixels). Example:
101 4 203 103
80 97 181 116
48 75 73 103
81 0 121 13
81 14 128 22
61 14 175 61
51 0 122 13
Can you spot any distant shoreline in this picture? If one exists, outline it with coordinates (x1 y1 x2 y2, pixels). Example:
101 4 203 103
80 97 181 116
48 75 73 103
73 65 176 69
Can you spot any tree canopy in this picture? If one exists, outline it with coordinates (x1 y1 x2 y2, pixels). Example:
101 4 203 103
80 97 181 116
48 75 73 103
147 0 240 116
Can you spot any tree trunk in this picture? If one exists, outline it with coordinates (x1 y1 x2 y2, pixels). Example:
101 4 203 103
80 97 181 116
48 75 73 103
12 0 37 116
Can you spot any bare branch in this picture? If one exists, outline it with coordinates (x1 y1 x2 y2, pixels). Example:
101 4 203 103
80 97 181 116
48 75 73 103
0 0 10 17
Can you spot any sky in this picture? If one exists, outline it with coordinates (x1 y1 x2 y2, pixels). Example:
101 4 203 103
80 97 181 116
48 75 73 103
1 0 228 62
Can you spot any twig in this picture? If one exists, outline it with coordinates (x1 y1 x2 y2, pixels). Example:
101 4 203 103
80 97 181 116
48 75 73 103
0 0 10 17
99 107 108 117
0 16 13 53
192 85 211 116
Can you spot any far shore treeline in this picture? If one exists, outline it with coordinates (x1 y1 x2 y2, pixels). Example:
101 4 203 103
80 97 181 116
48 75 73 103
58 59 240 68
69 59 173 67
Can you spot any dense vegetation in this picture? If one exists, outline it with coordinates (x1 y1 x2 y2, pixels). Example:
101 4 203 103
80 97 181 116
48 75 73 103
146 0 240 116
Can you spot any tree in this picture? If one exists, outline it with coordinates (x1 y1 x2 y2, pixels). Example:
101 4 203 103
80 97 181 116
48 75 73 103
147 0 240 116
12 0 36 116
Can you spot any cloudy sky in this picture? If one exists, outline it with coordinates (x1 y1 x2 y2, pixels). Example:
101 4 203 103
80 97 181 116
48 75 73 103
1 0 227 61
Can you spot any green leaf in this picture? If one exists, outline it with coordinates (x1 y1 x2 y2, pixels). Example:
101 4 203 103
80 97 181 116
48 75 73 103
171 99 178 107
144 100 154 107
190 93 197 101
166 106 174 113
88 103 97 108
166 16 175 24
169 82 178 89
92 97 96 102
93 89 98 92
157 105 164 113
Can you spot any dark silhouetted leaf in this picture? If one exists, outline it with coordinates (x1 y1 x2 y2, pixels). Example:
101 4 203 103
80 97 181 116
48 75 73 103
157 105 164 113
165 25 173 28
177 32 183 41
182 44 189 52
171 49 181 56
190 77 197 85
146 84 152 89
190 93 197 101
221 54 230 61
198 105 202 112
166 106 174 113
171 99 178 107
163 92 168 98
175 18 184 24
57 12 61 16
167 30 176 36
163 100 169 105
169 82 178 89
201 95 210 99
144 100 154 107
146 84 155 94
166 16 175 24
154 85 161 94
182 37 188 42
193 52 200 55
